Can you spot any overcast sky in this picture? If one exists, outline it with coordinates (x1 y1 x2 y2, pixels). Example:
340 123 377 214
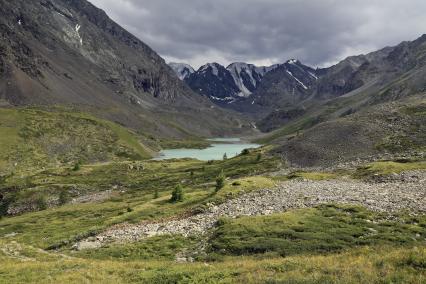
90 0 426 69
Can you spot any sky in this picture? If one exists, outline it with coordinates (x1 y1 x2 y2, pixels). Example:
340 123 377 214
90 0 426 69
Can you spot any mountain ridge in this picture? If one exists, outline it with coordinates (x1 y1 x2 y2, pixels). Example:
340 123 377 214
0 0 247 139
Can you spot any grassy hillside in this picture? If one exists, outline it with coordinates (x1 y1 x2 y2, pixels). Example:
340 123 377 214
0 147 279 237
0 214 424 283
0 146 425 282
0 107 153 175
260 94 426 167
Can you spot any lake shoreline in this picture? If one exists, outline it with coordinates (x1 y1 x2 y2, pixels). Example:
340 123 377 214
154 138 261 161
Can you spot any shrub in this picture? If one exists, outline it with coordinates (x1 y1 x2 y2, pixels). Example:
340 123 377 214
256 153 262 162
0 175 6 185
36 195 48 210
215 171 226 192
58 189 71 205
72 161 81 171
232 181 241 186
154 190 159 199
0 193 16 217
241 149 250 155
170 184 184 202
127 207 133 213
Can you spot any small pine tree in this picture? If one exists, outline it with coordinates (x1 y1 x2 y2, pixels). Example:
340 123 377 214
223 153 228 160
170 184 184 202
154 190 159 199
72 161 81 171
215 171 226 192
256 153 262 162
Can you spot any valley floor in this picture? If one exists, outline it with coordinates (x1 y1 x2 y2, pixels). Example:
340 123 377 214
0 151 425 283
77 173 426 249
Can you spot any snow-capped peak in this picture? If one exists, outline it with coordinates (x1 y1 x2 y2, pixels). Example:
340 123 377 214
199 63 221 76
226 62 279 97
169 62 195 80
287 59 299 65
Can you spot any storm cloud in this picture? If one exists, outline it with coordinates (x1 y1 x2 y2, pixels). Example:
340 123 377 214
90 0 426 69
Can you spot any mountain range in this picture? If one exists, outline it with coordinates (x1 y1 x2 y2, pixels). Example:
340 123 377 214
171 35 426 121
0 0 425 169
169 61 280 106
169 35 426 166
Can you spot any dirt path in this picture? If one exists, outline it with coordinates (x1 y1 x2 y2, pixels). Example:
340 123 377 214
75 172 426 250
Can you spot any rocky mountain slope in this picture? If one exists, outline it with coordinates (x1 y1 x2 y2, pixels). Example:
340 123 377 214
271 94 426 167
185 63 240 105
0 0 246 139
173 61 279 106
256 35 426 128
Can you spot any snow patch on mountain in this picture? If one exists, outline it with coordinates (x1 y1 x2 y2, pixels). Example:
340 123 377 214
227 63 254 97
75 24 83 45
169 63 195 80
308 71 318 80
286 70 308 90
227 63 279 97
200 63 220 76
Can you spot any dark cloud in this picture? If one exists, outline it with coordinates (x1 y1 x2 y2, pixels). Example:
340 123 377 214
90 0 426 69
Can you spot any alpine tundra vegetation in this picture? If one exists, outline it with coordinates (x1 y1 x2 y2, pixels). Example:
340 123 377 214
0 0 425 283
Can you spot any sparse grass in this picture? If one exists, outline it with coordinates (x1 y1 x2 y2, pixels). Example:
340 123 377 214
375 103 426 153
270 170 343 182
0 241 424 283
296 171 338 180
74 235 199 261
287 171 338 180
354 160 426 179
208 176 276 205
256 116 317 144
159 139 211 149
0 107 152 176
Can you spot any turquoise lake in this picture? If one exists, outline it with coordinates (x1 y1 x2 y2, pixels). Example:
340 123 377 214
154 138 261 161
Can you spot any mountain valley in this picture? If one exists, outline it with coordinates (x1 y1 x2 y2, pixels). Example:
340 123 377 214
0 1 425 283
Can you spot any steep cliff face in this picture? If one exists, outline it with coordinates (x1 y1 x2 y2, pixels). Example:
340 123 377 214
0 0 245 138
